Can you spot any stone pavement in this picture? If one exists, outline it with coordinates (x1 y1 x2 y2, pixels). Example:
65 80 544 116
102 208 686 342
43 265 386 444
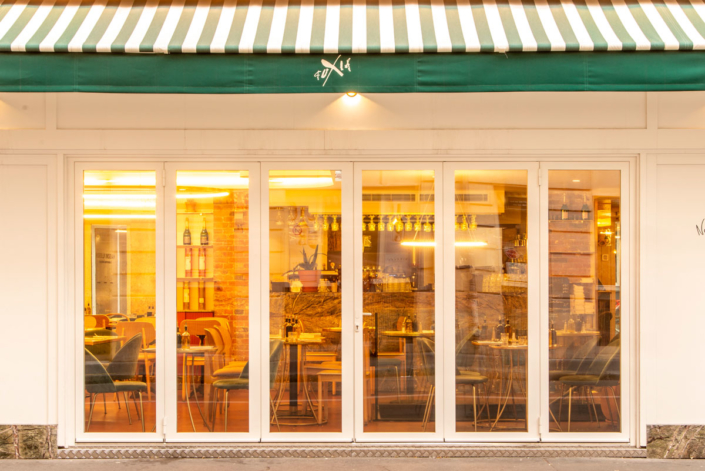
0 458 704 470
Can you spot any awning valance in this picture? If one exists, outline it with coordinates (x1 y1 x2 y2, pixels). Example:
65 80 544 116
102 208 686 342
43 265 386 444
1 0 705 54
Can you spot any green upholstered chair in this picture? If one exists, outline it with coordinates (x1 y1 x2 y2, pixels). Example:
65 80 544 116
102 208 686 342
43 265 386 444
85 338 147 432
84 329 118 363
416 338 436 431
454 333 490 431
558 342 621 432
212 340 284 432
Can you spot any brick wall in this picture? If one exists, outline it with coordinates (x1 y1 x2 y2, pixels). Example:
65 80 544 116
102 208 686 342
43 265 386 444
213 190 249 361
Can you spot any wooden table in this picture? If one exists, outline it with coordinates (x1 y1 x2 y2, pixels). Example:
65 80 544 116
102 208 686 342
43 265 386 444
381 331 435 396
556 330 601 338
84 335 124 346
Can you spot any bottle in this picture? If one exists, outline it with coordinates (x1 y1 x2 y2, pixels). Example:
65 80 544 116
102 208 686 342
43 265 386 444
177 326 181 348
198 248 206 277
581 195 591 220
550 321 558 346
561 193 569 220
481 316 489 340
184 247 192 277
495 316 504 340
200 217 209 245
411 270 418 290
504 318 512 339
181 326 191 350
198 281 205 310
411 314 418 332
183 284 190 309
183 218 192 245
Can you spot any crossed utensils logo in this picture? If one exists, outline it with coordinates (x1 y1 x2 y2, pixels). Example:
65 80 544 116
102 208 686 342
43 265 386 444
314 55 352 86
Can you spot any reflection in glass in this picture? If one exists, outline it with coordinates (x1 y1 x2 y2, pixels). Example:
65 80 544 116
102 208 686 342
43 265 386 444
454 170 529 433
83 170 156 433
175 171 249 433
269 170 343 432
361 170 436 433
548 170 621 433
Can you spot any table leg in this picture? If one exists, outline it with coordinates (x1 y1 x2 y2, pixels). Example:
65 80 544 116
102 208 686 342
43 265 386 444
184 354 196 432
405 337 414 398
289 344 299 413
491 350 514 431
190 354 212 432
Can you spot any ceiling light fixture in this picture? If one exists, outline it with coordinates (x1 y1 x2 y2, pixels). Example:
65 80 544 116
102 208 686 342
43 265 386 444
84 214 156 219
175 191 230 199
269 177 334 188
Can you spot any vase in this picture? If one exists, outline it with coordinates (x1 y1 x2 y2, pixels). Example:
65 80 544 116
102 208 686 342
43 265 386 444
298 270 321 292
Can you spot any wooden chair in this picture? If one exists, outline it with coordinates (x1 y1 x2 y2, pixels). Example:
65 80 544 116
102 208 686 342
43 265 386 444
116 321 156 400
93 315 111 329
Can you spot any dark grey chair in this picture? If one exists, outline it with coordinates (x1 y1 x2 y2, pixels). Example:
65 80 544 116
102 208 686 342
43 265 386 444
416 338 436 431
85 338 147 432
454 333 490 431
212 340 284 432
558 343 621 432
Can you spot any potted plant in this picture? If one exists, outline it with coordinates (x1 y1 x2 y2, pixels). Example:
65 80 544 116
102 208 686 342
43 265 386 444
289 245 321 292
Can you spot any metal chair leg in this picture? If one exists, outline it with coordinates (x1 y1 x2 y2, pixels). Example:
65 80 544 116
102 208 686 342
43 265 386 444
103 393 107 414
224 390 229 432
123 392 133 425
394 367 401 403
609 387 621 422
138 392 145 433
131 392 141 420
86 394 96 432
567 386 573 433
472 385 477 432
587 388 600 429
116 393 121 410
270 396 281 432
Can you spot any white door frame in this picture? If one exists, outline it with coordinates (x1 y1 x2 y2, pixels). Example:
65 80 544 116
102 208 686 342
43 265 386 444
260 162 354 442
164 162 262 442
74 161 165 443
538 161 631 443
442 162 541 442
353 161 445 443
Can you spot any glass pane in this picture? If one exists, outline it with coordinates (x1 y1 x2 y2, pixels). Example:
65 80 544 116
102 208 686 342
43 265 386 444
361 170 436 433
548 170 621 433
83 170 156 433
454 170 529 433
268 170 343 433
176 171 250 433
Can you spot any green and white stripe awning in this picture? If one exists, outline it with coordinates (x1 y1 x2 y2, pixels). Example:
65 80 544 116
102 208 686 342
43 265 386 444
1 0 705 54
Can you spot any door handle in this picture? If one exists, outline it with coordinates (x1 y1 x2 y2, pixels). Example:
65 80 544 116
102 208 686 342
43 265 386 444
356 312 372 332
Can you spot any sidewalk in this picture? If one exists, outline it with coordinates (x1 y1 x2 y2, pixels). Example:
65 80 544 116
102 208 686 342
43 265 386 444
0 458 704 470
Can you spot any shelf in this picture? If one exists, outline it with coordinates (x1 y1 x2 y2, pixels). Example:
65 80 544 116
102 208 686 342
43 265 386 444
549 275 594 280
177 277 214 282
178 212 214 215
178 245 213 249
550 251 594 255
179 310 215 313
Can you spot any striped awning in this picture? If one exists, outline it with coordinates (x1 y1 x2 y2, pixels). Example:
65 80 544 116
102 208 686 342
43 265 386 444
1 0 705 54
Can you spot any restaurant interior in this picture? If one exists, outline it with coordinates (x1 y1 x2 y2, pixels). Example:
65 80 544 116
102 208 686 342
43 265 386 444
82 168 621 435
